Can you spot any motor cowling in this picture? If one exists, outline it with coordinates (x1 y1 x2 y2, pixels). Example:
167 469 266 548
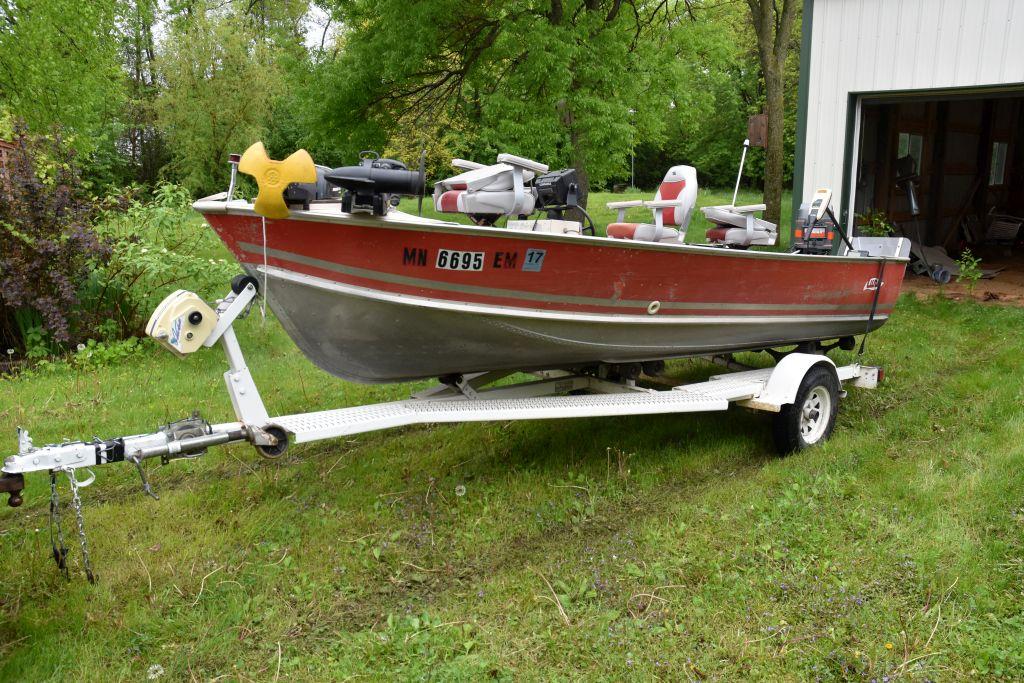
324 153 425 216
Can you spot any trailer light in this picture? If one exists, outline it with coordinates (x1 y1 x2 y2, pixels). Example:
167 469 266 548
794 229 803 238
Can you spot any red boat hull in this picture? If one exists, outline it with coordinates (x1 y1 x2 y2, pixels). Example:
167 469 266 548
200 204 907 382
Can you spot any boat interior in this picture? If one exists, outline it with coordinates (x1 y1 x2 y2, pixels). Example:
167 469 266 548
253 147 908 261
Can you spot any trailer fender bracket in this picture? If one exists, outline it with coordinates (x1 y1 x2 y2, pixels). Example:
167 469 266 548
738 353 839 412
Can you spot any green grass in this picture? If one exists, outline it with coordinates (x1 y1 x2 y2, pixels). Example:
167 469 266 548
2 194 1023 681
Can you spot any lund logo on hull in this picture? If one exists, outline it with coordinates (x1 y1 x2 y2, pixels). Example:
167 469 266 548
863 277 884 291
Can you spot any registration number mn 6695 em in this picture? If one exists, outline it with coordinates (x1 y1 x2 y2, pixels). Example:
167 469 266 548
436 249 484 271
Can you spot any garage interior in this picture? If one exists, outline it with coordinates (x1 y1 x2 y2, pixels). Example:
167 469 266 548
852 90 1023 289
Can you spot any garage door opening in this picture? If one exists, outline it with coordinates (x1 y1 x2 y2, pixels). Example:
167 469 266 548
852 91 1024 289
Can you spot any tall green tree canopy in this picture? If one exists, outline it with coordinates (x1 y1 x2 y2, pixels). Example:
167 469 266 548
154 9 286 194
307 0 682 204
0 0 125 152
0 0 799 196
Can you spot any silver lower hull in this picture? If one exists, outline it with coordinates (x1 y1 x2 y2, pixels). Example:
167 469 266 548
253 265 886 384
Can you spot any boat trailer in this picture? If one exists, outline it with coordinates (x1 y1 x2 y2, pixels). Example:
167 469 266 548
0 279 883 581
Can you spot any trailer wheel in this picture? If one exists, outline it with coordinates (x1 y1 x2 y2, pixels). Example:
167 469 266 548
256 426 289 458
771 365 839 454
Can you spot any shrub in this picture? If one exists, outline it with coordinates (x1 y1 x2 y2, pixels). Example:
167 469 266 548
956 248 982 295
855 209 894 237
0 123 112 353
92 182 237 337
0 123 236 362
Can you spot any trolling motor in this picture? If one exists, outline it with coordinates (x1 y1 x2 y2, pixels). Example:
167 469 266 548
895 155 950 284
533 168 596 234
324 151 426 216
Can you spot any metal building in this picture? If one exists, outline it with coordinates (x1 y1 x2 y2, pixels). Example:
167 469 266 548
793 0 1024 251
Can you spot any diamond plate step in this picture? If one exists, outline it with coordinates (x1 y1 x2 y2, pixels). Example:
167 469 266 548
269 371 784 444
270 387 744 443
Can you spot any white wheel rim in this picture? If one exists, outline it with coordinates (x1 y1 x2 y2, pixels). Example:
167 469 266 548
798 385 831 444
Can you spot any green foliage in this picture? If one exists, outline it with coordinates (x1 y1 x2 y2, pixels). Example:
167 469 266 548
306 0 677 193
856 209 895 237
154 10 285 194
0 0 125 154
92 182 238 335
956 248 982 294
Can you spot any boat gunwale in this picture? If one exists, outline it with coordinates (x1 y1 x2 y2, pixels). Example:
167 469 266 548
194 196 910 266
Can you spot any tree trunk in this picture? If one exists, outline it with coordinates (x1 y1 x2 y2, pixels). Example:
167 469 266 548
762 63 785 225
571 127 590 210
746 0 798 227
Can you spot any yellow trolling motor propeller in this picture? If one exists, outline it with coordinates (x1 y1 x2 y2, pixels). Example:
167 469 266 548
237 142 317 219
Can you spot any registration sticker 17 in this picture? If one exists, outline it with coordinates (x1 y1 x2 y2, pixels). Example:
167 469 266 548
522 248 546 272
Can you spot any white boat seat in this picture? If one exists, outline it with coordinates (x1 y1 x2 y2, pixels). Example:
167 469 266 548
702 205 778 247
606 223 680 243
436 188 536 216
433 154 545 217
606 165 698 243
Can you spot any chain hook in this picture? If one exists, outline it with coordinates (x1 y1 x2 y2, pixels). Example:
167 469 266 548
63 467 96 583
48 471 69 581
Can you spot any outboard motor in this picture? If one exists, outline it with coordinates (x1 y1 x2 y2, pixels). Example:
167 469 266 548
324 151 426 216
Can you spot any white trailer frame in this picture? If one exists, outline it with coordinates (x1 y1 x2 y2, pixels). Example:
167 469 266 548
2 281 883 484
0 282 883 578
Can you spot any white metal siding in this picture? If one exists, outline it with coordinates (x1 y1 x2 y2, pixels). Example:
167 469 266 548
802 0 1024 211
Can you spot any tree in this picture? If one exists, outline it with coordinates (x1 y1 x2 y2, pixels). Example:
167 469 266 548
118 0 166 185
309 0 679 207
154 10 285 194
744 0 799 225
0 0 125 153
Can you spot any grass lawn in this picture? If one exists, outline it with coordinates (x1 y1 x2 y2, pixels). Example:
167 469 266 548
2 192 1023 681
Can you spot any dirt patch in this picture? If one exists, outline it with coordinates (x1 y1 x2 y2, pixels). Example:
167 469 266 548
902 251 1024 306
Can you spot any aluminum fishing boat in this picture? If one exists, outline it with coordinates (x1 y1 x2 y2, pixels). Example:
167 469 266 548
194 145 910 383
0 144 910 566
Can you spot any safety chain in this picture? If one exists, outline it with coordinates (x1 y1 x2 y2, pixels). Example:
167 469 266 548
48 471 69 581
65 469 96 584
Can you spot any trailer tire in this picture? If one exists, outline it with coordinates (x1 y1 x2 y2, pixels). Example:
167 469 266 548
771 365 839 454
256 426 289 458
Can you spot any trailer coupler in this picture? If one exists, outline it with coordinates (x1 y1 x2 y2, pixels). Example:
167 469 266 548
1 415 252 505
0 414 260 581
